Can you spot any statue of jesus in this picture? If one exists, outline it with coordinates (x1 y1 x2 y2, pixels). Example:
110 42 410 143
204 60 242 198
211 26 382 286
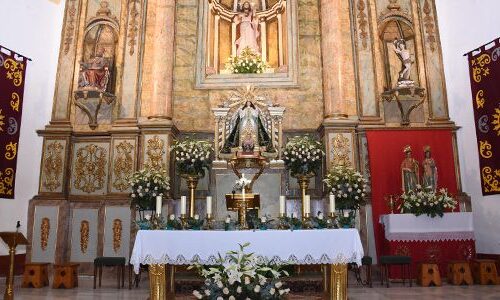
234 1 260 55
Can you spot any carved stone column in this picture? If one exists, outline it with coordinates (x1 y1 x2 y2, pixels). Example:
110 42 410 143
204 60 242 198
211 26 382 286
320 0 357 120
140 0 176 120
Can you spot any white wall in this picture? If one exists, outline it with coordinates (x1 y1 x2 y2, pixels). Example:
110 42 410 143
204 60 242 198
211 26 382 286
0 0 65 255
436 0 500 254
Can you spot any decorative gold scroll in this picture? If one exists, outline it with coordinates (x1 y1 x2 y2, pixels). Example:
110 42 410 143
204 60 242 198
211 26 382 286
40 217 50 251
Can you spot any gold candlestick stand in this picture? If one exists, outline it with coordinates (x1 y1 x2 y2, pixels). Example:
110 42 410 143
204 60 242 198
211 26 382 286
205 214 214 230
0 232 28 300
182 174 200 218
296 174 314 219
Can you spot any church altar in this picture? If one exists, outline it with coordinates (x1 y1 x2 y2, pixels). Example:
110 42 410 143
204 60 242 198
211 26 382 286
131 229 364 300
380 213 475 278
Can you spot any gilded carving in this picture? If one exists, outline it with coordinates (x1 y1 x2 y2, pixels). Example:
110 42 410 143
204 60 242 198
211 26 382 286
479 140 492 159
0 109 5 131
40 217 50 251
42 141 64 192
0 168 14 196
127 0 140 56
422 0 436 52
331 133 352 167
112 218 122 253
80 220 90 254
145 136 165 171
471 54 491 83
3 58 24 87
481 166 500 193
357 0 368 49
5 142 17 160
113 141 134 192
10 92 20 112
492 108 500 136
64 0 77 54
74 144 107 193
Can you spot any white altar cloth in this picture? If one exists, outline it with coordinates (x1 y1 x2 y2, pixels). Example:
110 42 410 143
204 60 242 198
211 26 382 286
379 213 474 242
130 229 364 273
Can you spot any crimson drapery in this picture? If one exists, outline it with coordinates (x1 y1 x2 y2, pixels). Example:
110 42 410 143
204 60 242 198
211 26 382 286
467 37 500 195
0 46 29 198
365 129 459 260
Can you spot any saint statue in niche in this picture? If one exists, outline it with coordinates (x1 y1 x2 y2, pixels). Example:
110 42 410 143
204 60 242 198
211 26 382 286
422 146 438 191
222 101 273 154
393 38 414 87
401 145 419 193
78 47 111 92
234 1 260 55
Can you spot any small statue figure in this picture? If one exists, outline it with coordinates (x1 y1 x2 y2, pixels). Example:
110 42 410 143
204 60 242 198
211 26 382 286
234 1 260 55
393 38 414 87
422 146 438 191
222 100 273 153
401 145 419 193
78 47 112 93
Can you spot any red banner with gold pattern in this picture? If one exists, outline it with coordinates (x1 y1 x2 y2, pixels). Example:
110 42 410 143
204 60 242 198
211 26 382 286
467 38 500 195
0 46 29 198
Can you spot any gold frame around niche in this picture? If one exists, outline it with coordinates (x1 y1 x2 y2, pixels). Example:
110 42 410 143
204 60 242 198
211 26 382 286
195 0 299 89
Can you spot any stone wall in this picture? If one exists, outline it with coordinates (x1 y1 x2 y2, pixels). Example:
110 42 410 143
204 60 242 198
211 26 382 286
173 0 324 132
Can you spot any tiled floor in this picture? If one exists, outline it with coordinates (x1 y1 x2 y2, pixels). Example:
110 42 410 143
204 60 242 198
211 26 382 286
2 276 500 299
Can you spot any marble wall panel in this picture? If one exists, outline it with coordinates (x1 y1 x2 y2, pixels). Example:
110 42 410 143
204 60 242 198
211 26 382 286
70 208 99 262
31 206 59 263
70 142 110 195
103 206 131 263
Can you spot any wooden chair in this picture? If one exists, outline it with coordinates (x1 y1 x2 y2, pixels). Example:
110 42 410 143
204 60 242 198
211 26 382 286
472 259 499 285
379 255 412 288
93 257 126 289
52 264 79 289
447 261 473 285
417 263 441 287
22 263 49 288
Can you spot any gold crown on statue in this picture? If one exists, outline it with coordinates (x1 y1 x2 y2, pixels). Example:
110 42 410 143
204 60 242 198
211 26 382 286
423 145 431 152
403 145 412 153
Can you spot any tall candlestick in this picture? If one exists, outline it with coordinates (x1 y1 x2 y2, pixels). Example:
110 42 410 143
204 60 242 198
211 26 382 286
206 196 212 215
329 194 335 213
304 195 310 215
180 196 187 215
279 196 286 215
156 195 162 216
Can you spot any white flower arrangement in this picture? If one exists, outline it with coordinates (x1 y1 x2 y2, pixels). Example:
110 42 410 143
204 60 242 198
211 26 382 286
171 137 214 177
400 185 457 218
283 135 325 176
129 168 170 211
225 47 268 74
190 243 290 300
323 165 367 211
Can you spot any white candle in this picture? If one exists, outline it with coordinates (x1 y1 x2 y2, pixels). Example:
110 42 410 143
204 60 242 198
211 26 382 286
279 196 286 215
344 211 349 218
156 195 162 216
180 196 187 215
206 196 212 215
329 194 336 213
304 195 310 214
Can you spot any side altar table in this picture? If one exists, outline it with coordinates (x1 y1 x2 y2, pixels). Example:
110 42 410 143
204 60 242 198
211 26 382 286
131 229 364 300
379 213 475 278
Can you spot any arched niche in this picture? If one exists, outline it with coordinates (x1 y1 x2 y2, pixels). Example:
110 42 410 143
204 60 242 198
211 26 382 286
378 16 420 90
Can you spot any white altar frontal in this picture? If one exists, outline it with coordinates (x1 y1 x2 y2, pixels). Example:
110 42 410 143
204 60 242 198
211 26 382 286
131 229 364 300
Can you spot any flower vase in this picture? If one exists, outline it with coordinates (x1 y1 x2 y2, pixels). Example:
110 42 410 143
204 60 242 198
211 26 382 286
294 173 315 219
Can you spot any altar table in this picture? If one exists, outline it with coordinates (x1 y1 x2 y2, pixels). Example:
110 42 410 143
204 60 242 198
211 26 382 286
379 213 475 279
130 229 364 300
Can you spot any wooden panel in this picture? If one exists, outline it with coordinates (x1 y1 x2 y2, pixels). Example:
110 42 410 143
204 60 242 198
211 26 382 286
266 19 278 68
218 18 232 71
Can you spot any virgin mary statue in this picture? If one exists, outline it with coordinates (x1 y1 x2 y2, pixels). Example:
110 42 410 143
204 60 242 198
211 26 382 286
221 101 273 154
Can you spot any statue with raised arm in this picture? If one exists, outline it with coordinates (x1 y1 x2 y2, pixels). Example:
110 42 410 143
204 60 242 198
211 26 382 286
234 1 260 55
393 38 414 87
